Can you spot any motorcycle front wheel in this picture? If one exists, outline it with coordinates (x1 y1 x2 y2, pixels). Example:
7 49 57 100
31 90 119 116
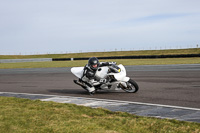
122 79 139 93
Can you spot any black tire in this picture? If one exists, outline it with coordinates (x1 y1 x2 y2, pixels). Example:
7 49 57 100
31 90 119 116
123 79 139 93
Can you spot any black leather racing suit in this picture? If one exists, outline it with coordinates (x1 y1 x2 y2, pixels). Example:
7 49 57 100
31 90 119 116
80 62 120 88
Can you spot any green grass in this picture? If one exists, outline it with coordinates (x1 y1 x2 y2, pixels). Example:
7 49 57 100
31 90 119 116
0 97 200 133
0 57 200 69
0 48 200 59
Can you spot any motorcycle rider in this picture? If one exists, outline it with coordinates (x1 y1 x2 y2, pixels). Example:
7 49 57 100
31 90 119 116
80 57 120 95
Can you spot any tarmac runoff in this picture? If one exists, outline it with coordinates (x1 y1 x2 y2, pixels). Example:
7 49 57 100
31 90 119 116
0 58 52 63
1 92 200 123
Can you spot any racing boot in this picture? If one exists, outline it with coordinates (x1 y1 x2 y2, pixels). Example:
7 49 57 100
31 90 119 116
86 86 95 95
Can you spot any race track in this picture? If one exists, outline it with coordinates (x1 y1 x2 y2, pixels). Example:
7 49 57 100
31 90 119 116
0 64 200 108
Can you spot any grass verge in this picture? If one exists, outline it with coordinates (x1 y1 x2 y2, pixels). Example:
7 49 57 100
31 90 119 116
0 97 200 133
0 57 200 69
0 48 200 59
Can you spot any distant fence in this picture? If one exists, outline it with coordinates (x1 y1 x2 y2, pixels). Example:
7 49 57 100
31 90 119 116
1 54 199 63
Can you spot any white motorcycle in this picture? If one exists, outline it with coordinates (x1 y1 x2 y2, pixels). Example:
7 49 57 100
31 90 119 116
71 64 139 94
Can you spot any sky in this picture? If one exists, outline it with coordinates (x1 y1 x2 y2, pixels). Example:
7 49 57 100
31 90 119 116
0 0 200 55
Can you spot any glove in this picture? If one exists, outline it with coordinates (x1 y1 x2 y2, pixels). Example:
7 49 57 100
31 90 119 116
109 62 116 65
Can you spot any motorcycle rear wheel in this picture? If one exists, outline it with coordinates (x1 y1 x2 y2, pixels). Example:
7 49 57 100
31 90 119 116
123 79 139 93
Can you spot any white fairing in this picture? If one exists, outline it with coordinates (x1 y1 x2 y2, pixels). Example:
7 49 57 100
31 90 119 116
95 67 109 79
71 67 84 78
95 64 129 82
71 64 129 82
112 64 129 81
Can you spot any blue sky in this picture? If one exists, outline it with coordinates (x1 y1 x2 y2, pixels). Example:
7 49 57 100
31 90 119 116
0 0 200 55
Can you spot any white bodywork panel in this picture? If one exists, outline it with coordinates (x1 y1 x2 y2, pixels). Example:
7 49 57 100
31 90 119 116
71 67 84 78
71 64 130 86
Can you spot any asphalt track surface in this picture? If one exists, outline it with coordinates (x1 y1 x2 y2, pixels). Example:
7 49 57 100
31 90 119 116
0 64 200 109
